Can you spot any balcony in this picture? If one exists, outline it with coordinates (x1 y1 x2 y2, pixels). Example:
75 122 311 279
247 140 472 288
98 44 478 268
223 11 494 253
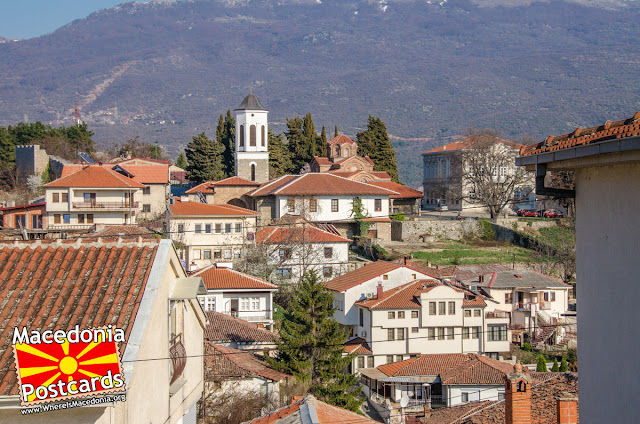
229 310 272 322
72 201 139 210
486 311 510 319
169 333 187 385
517 302 551 311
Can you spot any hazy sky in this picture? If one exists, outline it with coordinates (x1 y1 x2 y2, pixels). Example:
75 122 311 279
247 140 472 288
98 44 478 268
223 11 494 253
0 1 150 39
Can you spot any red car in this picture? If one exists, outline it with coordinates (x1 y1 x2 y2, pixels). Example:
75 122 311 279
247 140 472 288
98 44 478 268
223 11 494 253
523 209 538 217
544 209 564 218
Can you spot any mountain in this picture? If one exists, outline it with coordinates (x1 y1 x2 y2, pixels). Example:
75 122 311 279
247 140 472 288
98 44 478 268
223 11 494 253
1 0 639 187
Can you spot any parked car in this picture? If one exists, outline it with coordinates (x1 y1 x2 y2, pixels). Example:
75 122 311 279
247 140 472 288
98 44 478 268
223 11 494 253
544 209 564 218
517 208 537 217
536 209 547 217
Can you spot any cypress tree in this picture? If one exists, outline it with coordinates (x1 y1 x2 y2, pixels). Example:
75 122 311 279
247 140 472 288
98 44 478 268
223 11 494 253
185 132 225 184
175 152 187 169
356 116 400 183
285 116 307 172
265 271 361 411
560 357 569 372
551 358 559 372
334 125 338 138
268 130 294 178
536 354 548 372
218 110 236 177
302 112 317 158
319 126 328 157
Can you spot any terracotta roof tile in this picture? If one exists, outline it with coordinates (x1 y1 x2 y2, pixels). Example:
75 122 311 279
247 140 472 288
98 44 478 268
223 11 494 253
367 182 422 199
110 157 172 166
328 135 357 145
324 261 405 292
168 200 259 216
250 174 397 197
344 337 373 355
62 164 170 184
204 311 275 344
326 170 393 180
521 111 640 157
248 395 377 424
424 137 524 154
46 165 147 188
192 266 278 290
205 343 289 382
378 354 469 377
185 176 260 194
0 239 158 396
256 226 351 244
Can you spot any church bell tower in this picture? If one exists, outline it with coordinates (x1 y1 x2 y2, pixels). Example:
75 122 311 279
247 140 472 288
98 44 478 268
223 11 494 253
234 93 270 183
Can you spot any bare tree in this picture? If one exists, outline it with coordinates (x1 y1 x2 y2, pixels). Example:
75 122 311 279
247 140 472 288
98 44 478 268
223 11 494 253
460 129 532 218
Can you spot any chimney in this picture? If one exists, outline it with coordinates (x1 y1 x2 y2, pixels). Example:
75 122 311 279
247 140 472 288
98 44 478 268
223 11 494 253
427 260 432 267
479 275 484 283
377 282 384 299
404 254 412 266
436 264 441 270
504 361 533 424
556 394 578 424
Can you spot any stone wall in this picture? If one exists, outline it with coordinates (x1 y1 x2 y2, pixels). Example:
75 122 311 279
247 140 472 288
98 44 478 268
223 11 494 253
15 145 49 184
392 218 480 242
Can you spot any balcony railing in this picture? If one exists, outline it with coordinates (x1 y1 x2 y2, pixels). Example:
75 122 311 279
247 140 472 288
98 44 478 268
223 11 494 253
486 311 510 319
72 201 139 209
229 310 272 321
169 333 186 385
517 301 551 311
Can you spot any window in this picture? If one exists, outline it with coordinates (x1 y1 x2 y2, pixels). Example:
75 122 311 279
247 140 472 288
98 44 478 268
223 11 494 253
251 298 260 311
323 266 332 278
386 355 394 364
439 302 446 315
177 224 184 233
375 199 382 212
261 125 265 147
358 356 365 368
398 311 405 319
239 125 245 147
448 301 455 315
412 274 417 279
359 308 364 326
61 193 68 202
205 224 212 234
447 327 454 340
214 250 222 259
195 224 202 234
202 296 215 311
388 311 395 319
437 328 445 340
223 249 232 259
235 223 241 233
193 249 201 260
544 292 549 302
498 392 505 401
324 247 333 258
429 302 436 315
383 275 388 280
412 327 419 333
474 309 481 317
240 298 250 311
551 292 556 302
87 214 94 224
279 248 291 260
367 356 374 368
287 198 295 213
505 293 512 304
84 193 96 204
331 199 339 212
32 215 42 229
142 204 151 212
464 309 471 317
203 250 211 259
225 223 231 233
500 166 508 176
428 328 435 340
251 164 256 182
397 328 405 340
411 311 419 319
396 355 403 362
472 327 480 339
463 327 470 339
462 393 469 403
233 249 241 259
309 198 318 212
387 329 395 341
78 214 85 224
14 215 25 228
488 324 508 341
142 187 151 195
250 125 256 146
276 268 291 279
63 214 70 224
215 224 222 234
52 193 59 203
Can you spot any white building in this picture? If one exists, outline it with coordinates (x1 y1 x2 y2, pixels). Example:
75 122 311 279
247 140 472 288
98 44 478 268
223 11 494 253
166 199 259 270
516 111 640 423
255 223 351 281
235 93 270 183
192 265 278 330
44 165 146 228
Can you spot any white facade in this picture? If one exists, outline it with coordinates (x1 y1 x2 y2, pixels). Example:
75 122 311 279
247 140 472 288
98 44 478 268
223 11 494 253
198 289 275 329
270 240 350 282
235 96 269 183
276 195 390 222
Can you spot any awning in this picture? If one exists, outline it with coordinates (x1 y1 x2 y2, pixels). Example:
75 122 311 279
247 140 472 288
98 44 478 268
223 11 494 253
170 277 207 299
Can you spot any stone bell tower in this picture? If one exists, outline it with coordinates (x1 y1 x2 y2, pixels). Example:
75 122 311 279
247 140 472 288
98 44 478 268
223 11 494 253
234 93 270 183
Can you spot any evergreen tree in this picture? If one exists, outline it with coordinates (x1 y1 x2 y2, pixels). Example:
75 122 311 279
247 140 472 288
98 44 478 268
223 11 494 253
175 151 187 169
265 271 361 411
185 132 225 184
302 112 318 158
217 110 236 177
356 116 400 183
536 354 548 372
560 357 569 372
319 126 328 157
285 116 307 172
268 130 294 178
551 358 559 372
334 125 338 138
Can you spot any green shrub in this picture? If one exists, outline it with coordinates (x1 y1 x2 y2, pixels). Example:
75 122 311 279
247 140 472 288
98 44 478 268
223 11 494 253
372 244 391 261
479 219 496 241
551 358 559 372
392 214 405 221
560 357 569 372
536 354 548 372
522 342 532 352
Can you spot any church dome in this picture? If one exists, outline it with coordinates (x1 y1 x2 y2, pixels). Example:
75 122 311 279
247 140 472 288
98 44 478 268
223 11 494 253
235 93 268 111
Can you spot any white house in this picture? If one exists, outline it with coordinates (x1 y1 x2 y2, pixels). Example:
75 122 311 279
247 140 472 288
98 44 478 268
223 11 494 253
192 265 278 330
516 110 640 423
0 238 206 424
167 199 259 270
44 165 146 228
255 223 351 281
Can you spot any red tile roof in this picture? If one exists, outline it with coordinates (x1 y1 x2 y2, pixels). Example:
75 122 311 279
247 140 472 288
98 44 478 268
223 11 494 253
205 343 289 382
204 311 275 344
250 174 397 197
192 266 278 290
250 395 377 424
46 165 147 189
256 225 351 244
62 164 169 184
92 225 158 240
185 176 260 194
324 261 438 292
344 337 373 355
111 157 172 166
168 200 259 216
326 170 393 180
378 354 470 377
0 239 158 396
521 111 640 157
424 137 524 154
367 182 422 199
0 202 46 212
328 135 357 145
312 156 333 166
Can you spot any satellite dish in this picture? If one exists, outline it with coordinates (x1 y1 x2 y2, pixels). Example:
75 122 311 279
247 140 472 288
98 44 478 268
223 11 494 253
400 394 409 408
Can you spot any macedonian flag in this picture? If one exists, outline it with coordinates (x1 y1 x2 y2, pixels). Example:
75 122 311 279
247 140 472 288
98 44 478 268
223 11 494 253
13 331 124 405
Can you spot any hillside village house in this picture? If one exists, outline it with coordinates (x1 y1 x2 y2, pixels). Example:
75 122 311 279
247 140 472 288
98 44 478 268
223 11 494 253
185 176 260 209
0 238 206 423
516 111 640 423
44 165 146 228
255 223 352 281
62 159 170 218
167 199 259 270
0 202 46 233
422 137 534 212
203 311 277 352
367 181 423 215
192 265 278 330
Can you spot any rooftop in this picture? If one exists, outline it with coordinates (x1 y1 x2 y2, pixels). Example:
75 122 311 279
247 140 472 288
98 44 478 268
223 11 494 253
249 173 397 197
192 266 278 291
185 176 260 194
203 311 275 344
343 337 373 355
366 181 422 199
467 270 570 289
45 165 147 189
328 135 357 145
236 93 268 111
424 137 524 154
168 200 259 217
256 225 351 244
62 164 169 184
205 343 288 382
324 261 417 292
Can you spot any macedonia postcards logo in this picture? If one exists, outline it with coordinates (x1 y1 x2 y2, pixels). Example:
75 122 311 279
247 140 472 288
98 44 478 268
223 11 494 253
12 326 126 406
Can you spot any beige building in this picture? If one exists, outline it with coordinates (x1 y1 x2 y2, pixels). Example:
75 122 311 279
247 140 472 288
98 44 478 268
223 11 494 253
184 176 260 209
516 111 640 424
0 238 206 423
167 199 259 270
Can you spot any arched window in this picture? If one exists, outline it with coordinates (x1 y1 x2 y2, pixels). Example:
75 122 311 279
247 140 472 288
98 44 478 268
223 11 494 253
250 125 256 146
239 125 245 147
251 164 256 182
261 125 265 147
335 145 341 157
344 147 350 157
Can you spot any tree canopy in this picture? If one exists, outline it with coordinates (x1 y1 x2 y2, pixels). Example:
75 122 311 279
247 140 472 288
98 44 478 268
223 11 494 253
216 110 235 177
175 151 187 169
356 116 400 182
185 132 226 184
268 130 294 178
